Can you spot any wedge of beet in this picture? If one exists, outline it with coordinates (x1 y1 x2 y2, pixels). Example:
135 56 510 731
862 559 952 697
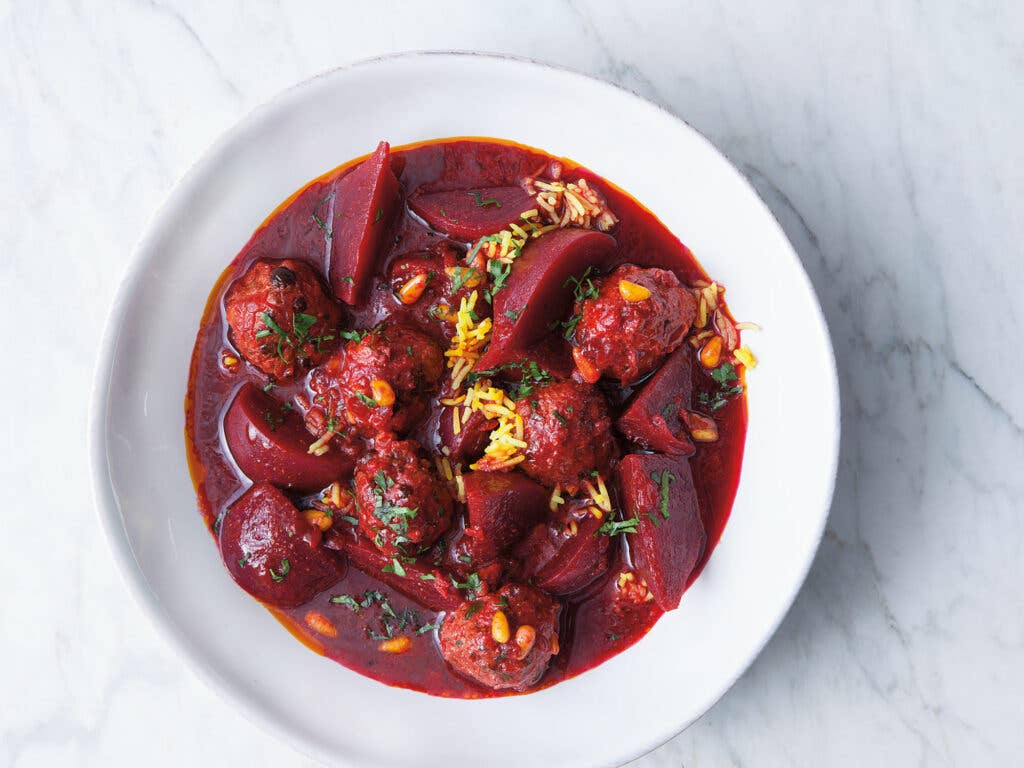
438 406 496 464
476 229 617 372
534 515 610 596
223 383 356 493
408 185 536 240
341 533 460 612
219 483 343 607
615 453 706 610
328 141 402 304
616 345 696 455
463 471 549 560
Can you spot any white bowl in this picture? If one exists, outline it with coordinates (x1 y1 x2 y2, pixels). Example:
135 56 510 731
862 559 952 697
90 52 839 768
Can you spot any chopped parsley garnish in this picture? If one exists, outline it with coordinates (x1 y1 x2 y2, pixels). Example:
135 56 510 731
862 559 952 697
650 470 676 519
483 259 512 303
416 621 439 635
504 308 521 322
418 573 437 581
373 207 383 223
449 266 481 293
565 267 599 303
340 328 370 343
237 553 249 568
370 471 418 545
338 514 359 526
355 392 378 408
553 410 568 426
262 410 283 432
468 360 552 400
464 601 483 618
312 212 331 239
468 190 502 208
330 594 361 611
382 558 407 577
699 362 744 411
269 558 290 582
450 572 483 598
262 382 276 392
257 310 323 362
597 515 640 537
292 312 318 344
338 276 355 285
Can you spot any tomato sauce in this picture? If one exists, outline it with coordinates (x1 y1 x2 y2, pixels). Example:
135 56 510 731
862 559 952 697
185 138 748 698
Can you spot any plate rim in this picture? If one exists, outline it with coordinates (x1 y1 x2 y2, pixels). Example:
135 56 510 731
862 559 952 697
89 49 840 767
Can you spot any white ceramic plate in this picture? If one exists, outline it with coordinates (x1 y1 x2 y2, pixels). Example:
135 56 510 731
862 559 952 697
91 52 839 767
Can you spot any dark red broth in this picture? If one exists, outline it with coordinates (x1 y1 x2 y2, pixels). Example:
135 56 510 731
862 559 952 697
185 138 747 698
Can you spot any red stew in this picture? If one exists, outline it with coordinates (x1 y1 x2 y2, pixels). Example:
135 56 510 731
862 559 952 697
185 138 749 697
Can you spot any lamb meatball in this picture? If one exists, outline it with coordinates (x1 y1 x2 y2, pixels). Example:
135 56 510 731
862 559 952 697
307 324 444 439
224 259 342 381
570 264 696 385
352 437 454 556
439 583 560 691
519 380 615 489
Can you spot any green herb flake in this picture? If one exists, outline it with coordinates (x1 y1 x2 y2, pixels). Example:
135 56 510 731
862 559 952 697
339 514 359 526
553 410 568 426
649 470 676 519
356 391 378 408
464 601 483 619
330 594 361 611
468 190 502 208
597 515 640 537
269 558 290 582
419 573 437 581
382 558 407 577
504 308 520 322
373 207 383 223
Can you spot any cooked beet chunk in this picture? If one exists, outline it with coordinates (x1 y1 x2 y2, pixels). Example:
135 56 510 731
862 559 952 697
571 264 696 385
439 583 560 691
519 380 615 489
516 508 610 596
308 324 444 439
463 471 549 561
223 383 359 492
328 141 402 304
616 345 696 455
352 437 454 557
224 258 342 380
408 185 536 240
476 228 617 375
219 483 342 607
615 453 706 610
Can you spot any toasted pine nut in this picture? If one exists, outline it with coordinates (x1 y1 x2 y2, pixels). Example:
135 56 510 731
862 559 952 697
304 611 337 638
683 410 719 442
222 354 239 368
303 508 333 531
699 336 723 368
617 571 634 588
398 273 428 305
565 519 579 536
514 625 536 659
550 635 560 655
378 636 412 654
491 610 510 644
370 379 396 407
572 346 601 384
618 279 651 302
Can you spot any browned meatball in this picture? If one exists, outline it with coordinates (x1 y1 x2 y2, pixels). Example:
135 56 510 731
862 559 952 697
571 264 696 385
519 380 615 489
352 437 454 557
307 324 444 439
224 259 342 380
439 583 560 691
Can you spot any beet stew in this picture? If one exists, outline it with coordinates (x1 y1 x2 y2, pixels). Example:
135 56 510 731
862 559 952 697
185 137 754 697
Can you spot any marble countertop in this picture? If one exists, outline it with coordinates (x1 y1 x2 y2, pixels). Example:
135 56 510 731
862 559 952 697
2 2 1022 765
